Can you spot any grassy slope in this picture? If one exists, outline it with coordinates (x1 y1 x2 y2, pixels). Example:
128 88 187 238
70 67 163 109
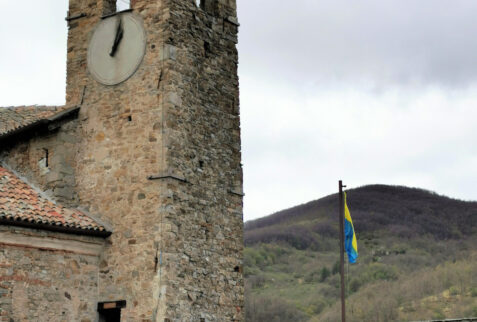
244 185 477 321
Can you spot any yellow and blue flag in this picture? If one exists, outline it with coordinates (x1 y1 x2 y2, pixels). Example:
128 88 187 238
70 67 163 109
344 192 358 263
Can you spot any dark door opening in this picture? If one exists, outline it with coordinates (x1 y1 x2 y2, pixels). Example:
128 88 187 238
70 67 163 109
98 300 126 322
98 308 121 322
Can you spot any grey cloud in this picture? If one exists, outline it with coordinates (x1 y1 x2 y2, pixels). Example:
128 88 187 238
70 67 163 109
238 0 477 88
2 1 476 222
0 2 67 106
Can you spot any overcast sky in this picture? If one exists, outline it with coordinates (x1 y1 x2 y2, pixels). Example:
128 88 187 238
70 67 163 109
1 1 477 221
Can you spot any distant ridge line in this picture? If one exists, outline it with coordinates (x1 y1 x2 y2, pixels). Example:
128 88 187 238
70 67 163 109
244 184 477 246
245 184 447 229
245 184 468 229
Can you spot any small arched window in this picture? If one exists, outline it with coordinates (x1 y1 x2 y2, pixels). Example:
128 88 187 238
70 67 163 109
116 0 131 11
103 0 131 16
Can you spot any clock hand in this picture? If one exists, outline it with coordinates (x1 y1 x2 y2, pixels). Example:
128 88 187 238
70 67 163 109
110 17 124 57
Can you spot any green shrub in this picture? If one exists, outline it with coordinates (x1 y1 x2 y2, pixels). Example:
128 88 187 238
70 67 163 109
248 275 266 289
391 243 408 255
243 266 260 277
470 287 477 297
332 260 340 275
365 263 398 281
304 271 315 283
245 295 307 322
449 286 459 296
320 267 331 282
303 298 327 315
432 309 445 320
327 274 341 289
349 278 361 293
293 272 303 279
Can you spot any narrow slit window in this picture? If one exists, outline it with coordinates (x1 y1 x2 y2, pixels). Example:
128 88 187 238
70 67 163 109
103 0 130 15
43 148 49 168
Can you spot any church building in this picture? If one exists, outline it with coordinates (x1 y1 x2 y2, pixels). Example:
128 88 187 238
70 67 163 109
0 0 243 320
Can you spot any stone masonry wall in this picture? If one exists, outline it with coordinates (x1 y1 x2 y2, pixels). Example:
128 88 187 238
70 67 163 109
65 0 243 320
0 119 80 207
1 0 243 320
158 0 243 320
0 226 103 322
65 0 171 320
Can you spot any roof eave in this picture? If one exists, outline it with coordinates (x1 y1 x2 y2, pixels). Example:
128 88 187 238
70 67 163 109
0 106 80 143
0 218 112 238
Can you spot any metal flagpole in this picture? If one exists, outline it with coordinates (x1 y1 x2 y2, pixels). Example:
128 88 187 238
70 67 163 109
339 180 346 322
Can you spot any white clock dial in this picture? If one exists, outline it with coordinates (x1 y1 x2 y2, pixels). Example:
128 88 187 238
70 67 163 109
87 12 146 85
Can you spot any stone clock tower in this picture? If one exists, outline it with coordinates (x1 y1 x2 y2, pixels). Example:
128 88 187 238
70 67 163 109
65 0 243 320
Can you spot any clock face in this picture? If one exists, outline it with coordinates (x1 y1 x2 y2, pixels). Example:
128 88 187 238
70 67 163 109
87 13 146 85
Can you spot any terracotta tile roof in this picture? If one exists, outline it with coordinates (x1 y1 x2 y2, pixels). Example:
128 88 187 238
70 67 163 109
0 166 110 236
0 105 67 136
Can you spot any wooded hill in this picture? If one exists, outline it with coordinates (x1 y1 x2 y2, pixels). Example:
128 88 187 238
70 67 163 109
244 185 477 321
